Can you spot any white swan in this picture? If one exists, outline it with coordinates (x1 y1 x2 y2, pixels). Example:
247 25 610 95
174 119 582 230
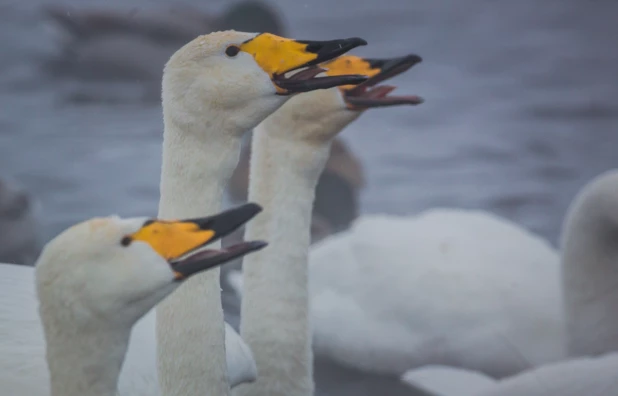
0 31 367 396
234 54 424 396
561 169 618 357
400 169 618 396
309 210 564 378
400 352 618 396
155 30 367 396
229 52 567 382
1 203 266 396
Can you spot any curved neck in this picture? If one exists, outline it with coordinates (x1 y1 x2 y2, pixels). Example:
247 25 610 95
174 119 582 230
562 196 618 356
157 119 241 396
44 319 130 396
237 123 331 396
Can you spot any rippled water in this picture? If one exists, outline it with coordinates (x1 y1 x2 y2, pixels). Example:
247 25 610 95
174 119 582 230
1 0 617 394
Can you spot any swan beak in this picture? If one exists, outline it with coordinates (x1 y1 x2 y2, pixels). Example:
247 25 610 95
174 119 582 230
239 33 369 94
126 203 267 279
321 54 424 110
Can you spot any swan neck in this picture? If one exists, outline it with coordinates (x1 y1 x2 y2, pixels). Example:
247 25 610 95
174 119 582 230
237 125 331 396
158 120 240 219
157 120 241 396
562 191 618 356
44 321 129 396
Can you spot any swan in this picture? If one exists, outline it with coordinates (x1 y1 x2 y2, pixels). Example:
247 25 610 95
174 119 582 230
0 31 367 396
561 169 618 357
1 203 266 396
234 53 423 396
397 169 618 396
229 51 567 382
0 176 40 265
307 210 564 378
400 352 618 396
156 30 367 396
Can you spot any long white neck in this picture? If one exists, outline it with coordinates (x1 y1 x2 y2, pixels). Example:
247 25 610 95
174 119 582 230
236 120 335 396
157 118 241 396
43 317 131 396
562 174 618 357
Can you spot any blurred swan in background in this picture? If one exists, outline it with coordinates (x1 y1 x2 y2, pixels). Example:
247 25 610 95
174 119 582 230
308 209 564 378
0 176 40 266
402 352 618 396
401 169 618 396
39 1 285 103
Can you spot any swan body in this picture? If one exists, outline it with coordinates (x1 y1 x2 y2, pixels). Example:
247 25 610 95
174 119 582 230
396 169 618 396
401 365 497 396
235 54 423 396
309 209 565 378
5 207 264 396
157 30 367 396
475 352 618 396
231 210 564 378
400 353 618 396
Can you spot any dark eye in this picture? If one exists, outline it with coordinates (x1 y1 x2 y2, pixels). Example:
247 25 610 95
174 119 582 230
120 236 132 247
225 45 240 57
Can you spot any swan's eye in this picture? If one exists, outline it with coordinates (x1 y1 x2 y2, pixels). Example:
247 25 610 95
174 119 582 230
225 45 241 58
120 236 132 247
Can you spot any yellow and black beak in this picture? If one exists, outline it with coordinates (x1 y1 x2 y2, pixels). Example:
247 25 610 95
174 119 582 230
321 54 424 110
238 33 369 95
125 203 266 280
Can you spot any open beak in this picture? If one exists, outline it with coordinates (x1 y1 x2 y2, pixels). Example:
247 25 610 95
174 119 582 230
321 54 424 110
239 33 369 95
126 203 267 280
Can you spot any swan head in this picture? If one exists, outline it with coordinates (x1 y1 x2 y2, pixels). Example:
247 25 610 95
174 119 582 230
324 53 424 110
263 53 424 143
36 203 266 327
162 30 368 135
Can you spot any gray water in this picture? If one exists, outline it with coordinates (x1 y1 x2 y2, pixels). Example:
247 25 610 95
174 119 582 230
1 0 617 394
2 0 617 245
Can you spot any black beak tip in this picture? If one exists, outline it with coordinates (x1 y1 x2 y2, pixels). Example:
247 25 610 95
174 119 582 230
189 202 263 234
404 54 423 64
242 202 263 218
248 240 268 251
346 37 368 48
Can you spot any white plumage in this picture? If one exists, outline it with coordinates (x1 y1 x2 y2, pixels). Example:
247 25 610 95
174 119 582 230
309 209 564 377
0 262 256 396
230 208 565 379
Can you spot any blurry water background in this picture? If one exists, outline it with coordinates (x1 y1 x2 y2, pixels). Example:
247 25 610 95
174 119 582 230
1 0 617 245
0 0 617 394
